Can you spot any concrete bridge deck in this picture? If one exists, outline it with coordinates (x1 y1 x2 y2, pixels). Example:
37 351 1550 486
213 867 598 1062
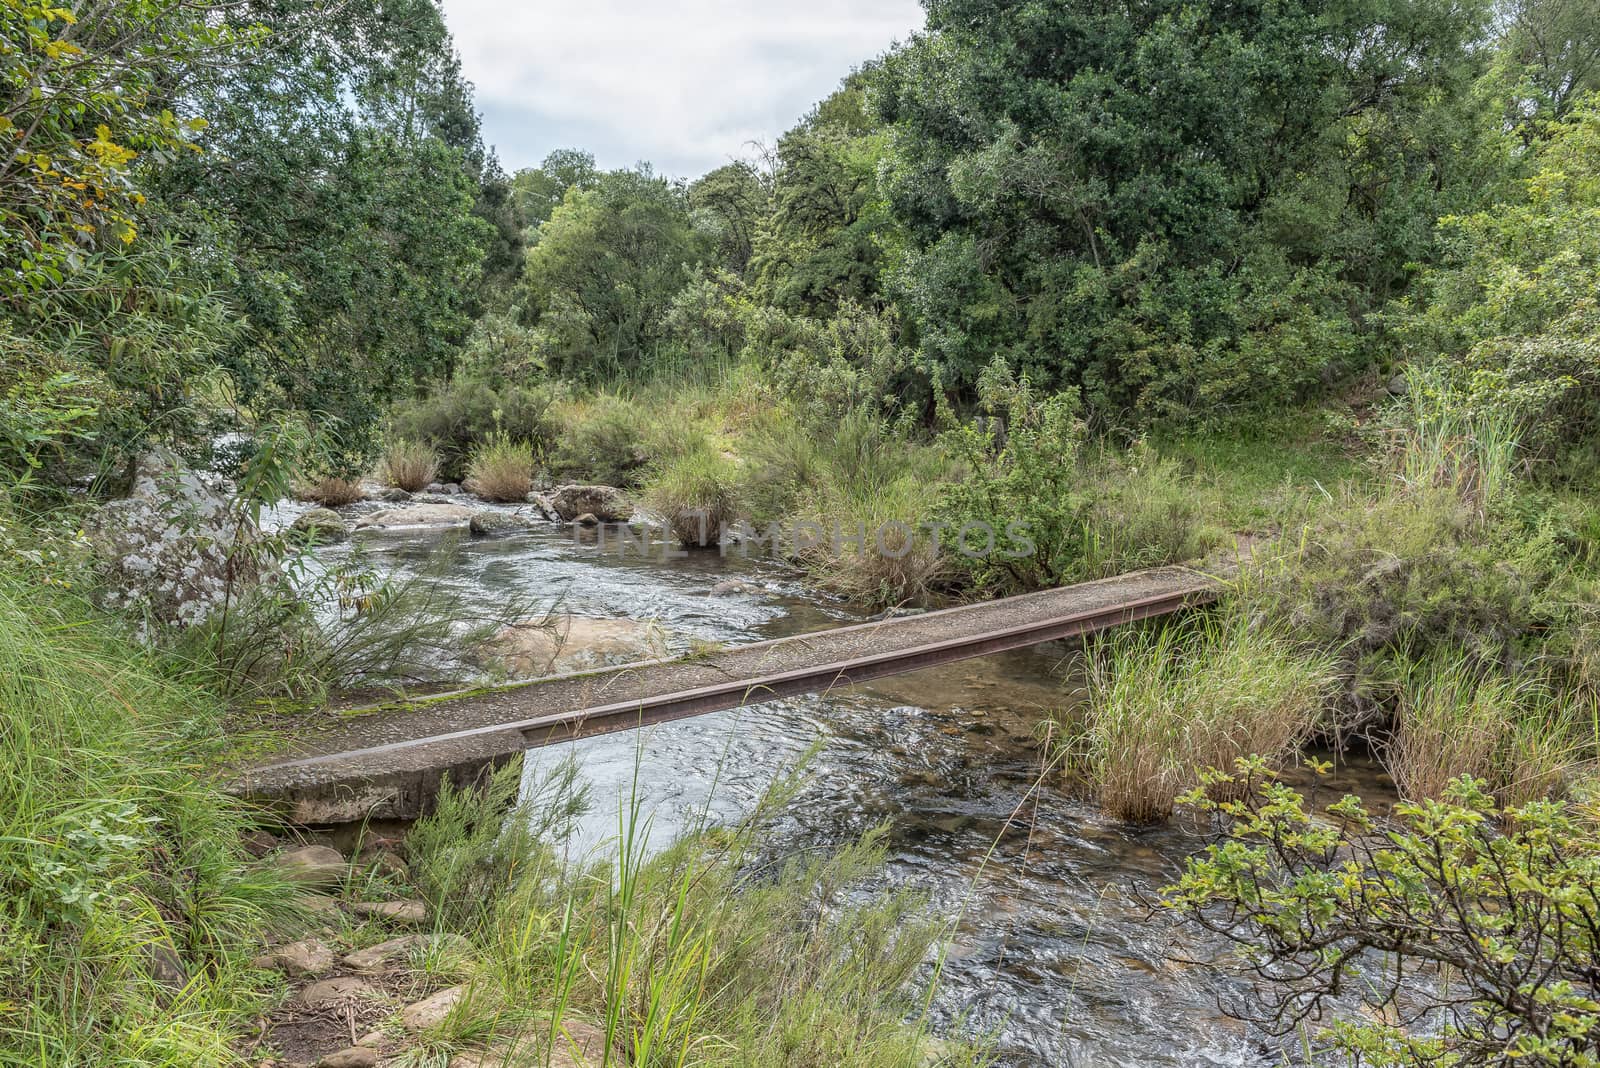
236 566 1220 824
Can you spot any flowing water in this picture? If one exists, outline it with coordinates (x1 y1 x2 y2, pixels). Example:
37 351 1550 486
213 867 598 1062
298 502 1395 1067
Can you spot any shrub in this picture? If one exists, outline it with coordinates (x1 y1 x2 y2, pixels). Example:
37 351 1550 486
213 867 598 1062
550 393 652 487
645 446 740 547
390 380 559 480
937 360 1211 595
379 438 440 492
467 433 536 502
1167 767 1600 1066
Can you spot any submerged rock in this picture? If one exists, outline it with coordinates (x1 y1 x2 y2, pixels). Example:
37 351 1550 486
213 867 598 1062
353 503 476 529
480 615 670 678
549 484 631 523
290 506 350 543
709 578 769 599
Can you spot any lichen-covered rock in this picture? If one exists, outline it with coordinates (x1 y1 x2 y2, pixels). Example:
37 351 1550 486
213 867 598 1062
290 507 350 543
87 451 256 628
525 493 560 521
480 615 670 678
549 484 631 523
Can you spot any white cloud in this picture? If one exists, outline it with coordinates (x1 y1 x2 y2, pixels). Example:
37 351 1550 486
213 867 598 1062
439 0 924 177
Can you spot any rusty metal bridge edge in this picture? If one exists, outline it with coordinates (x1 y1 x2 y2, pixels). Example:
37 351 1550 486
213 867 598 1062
235 566 1222 824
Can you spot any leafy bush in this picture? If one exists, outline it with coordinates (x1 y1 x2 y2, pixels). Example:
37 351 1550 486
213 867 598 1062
467 433 536 502
645 445 741 547
1167 767 1600 1066
391 380 559 481
550 393 653 487
937 359 1210 594
379 438 440 492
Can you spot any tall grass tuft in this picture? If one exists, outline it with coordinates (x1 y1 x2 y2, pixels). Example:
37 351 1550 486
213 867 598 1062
1387 652 1588 805
645 445 741 547
1073 610 1335 822
1392 364 1523 522
401 759 986 1067
297 474 366 506
0 569 294 1065
380 438 440 492
467 433 536 502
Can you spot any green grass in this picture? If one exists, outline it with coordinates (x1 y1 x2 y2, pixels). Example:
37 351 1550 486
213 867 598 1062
399 758 989 1068
0 568 294 1067
1070 609 1337 823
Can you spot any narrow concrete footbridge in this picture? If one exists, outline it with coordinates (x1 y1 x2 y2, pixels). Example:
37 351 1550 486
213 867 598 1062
236 566 1220 824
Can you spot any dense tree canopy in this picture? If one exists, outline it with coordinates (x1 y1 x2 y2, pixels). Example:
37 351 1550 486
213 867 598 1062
876 0 1496 420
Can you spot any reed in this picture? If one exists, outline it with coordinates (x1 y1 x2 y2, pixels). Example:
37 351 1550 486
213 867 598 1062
467 433 536 502
380 438 441 492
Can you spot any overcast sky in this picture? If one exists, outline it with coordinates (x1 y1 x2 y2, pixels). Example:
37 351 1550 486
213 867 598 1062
438 0 924 180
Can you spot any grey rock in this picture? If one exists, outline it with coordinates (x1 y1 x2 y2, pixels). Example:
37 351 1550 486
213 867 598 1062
549 484 631 523
344 933 469 973
441 482 463 495
1387 373 1410 397
401 984 465 1031
351 899 427 925
289 507 350 543
296 976 381 1010
379 487 413 503
525 493 560 521
276 845 347 886
572 512 600 527
318 1047 379 1068
87 450 255 628
468 510 534 537
253 938 336 978
353 503 476 530
142 939 188 991
709 579 766 599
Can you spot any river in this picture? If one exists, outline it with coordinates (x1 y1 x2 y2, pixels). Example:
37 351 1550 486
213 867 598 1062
289 498 1394 1067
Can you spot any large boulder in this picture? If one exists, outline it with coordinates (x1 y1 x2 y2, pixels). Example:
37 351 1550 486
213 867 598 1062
549 484 631 523
480 615 670 678
289 507 350 543
353 503 476 530
468 510 536 537
87 451 254 628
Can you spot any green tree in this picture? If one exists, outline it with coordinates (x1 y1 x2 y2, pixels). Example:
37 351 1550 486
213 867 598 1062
519 168 704 379
510 149 600 227
153 0 492 466
877 0 1492 421
1401 95 1600 461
